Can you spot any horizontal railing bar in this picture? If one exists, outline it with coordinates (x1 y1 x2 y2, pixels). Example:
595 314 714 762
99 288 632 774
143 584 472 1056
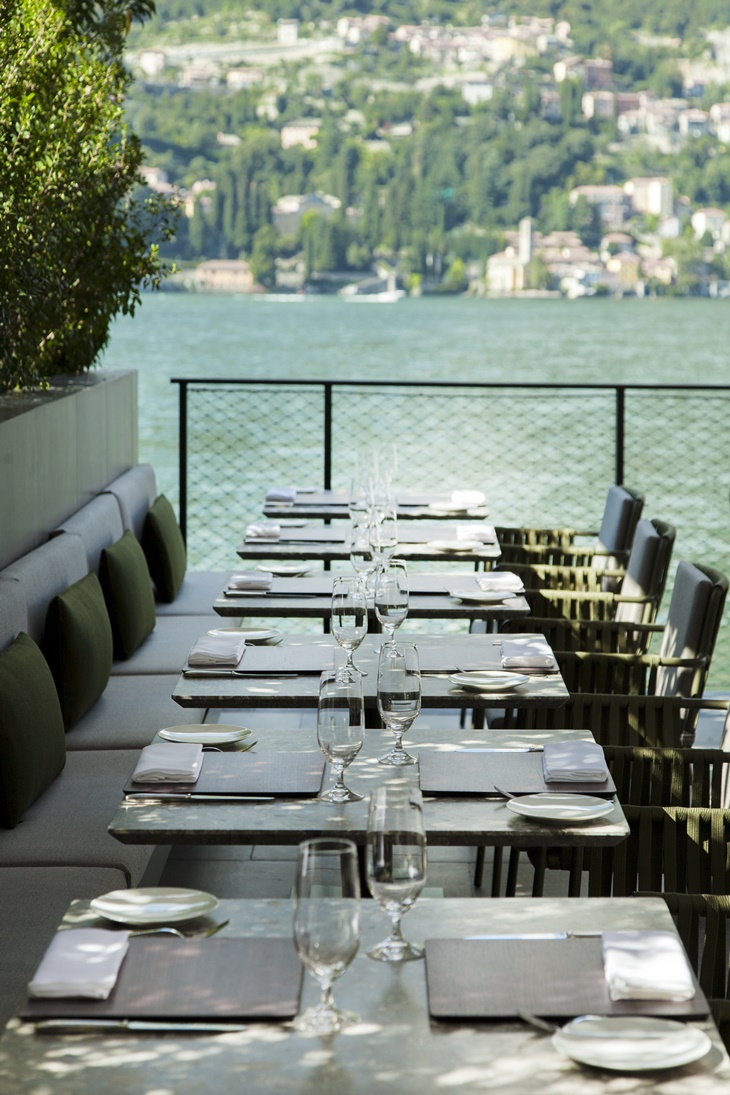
171 378 730 393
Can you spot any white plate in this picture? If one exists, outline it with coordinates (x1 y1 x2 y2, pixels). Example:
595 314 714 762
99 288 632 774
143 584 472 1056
90 888 219 926
258 563 314 576
277 518 309 527
450 590 517 604
552 1016 712 1072
207 626 280 644
449 671 529 692
427 540 485 552
158 724 252 745
506 793 615 823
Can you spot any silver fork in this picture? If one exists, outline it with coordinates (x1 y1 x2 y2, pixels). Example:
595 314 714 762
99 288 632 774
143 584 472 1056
130 918 229 940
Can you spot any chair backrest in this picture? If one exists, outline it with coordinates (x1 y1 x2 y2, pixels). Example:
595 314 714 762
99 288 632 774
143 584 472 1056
0 578 29 653
656 562 729 699
635 892 730 1003
586 805 730 897
614 518 675 626
52 493 125 574
504 692 688 748
0 535 88 644
592 484 644 572
603 745 730 808
103 464 157 541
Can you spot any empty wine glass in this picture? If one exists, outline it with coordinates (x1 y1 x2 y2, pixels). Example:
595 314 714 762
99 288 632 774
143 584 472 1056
374 558 409 656
370 505 398 567
317 671 365 803
366 781 427 963
376 642 420 766
331 576 368 681
293 838 361 1034
349 515 377 589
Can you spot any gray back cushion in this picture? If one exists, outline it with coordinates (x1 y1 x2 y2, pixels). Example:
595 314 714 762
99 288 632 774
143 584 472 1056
0 536 87 644
615 519 659 625
0 579 28 653
103 464 157 540
53 494 125 574
656 562 713 697
595 485 640 556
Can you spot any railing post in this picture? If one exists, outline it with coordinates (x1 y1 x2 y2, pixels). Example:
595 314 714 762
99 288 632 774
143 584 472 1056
615 386 625 485
178 380 188 545
324 382 333 490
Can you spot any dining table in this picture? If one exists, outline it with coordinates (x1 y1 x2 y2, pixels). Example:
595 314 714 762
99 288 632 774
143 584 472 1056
108 725 628 864
213 571 532 624
262 487 489 521
236 521 501 565
171 632 570 719
3 895 728 1094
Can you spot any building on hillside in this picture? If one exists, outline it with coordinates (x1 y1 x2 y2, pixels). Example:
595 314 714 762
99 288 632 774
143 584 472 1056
584 58 613 89
277 18 299 44
709 102 730 142
540 88 562 120
226 67 264 88
137 48 166 77
272 193 342 236
192 260 255 293
678 108 711 138
692 207 728 241
280 121 320 150
569 184 627 229
462 80 494 106
624 177 673 218
582 90 615 120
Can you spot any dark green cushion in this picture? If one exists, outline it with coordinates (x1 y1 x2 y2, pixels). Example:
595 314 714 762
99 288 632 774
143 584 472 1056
99 530 156 659
44 571 113 729
142 494 187 603
0 633 66 828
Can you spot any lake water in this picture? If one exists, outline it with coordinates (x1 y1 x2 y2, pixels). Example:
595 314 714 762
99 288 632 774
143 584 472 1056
101 292 730 686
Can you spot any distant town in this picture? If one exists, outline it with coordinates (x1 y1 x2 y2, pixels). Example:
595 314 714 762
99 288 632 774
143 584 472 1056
127 7 730 297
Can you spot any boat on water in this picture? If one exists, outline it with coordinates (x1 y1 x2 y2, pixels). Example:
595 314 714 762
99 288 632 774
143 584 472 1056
341 289 406 303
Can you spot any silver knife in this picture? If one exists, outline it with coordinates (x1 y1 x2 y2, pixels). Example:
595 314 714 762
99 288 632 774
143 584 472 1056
34 1018 249 1034
124 793 276 802
182 670 298 679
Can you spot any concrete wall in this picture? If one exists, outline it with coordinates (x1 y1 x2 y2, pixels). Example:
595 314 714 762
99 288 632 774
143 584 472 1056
0 370 137 569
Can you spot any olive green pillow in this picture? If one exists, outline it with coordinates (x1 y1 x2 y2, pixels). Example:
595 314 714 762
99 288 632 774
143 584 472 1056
99 530 156 659
142 494 187 603
44 571 113 729
0 633 66 829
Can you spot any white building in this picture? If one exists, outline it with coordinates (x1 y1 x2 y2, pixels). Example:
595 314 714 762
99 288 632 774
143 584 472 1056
624 177 673 218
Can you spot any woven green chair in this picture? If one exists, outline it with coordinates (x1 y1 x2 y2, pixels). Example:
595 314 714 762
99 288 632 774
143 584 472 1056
496 484 644 573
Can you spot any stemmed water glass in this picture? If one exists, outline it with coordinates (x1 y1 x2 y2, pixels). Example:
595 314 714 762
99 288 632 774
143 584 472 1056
376 642 420 766
293 838 361 1034
366 781 427 963
331 575 368 681
317 670 365 803
374 558 409 656
349 515 377 590
370 504 398 567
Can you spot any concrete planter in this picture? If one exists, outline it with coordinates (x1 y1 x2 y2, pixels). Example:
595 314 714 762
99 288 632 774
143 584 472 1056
0 370 137 569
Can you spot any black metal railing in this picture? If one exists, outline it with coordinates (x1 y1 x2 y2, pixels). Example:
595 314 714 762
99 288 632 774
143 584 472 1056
172 377 730 682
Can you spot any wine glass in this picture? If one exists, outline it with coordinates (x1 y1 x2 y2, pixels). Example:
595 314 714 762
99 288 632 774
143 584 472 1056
317 670 365 803
349 515 377 589
366 781 427 963
331 576 368 681
374 558 409 656
293 838 361 1034
370 505 398 567
376 642 420 766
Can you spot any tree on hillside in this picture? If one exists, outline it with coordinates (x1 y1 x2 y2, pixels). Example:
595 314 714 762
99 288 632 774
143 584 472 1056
0 0 177 391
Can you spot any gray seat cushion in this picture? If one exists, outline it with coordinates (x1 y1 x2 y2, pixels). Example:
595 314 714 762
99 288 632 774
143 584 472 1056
0 750 155 884
109 615 220 675
53 495 125 574
65 675 207 749
154 570 234 616
0 865 128 1029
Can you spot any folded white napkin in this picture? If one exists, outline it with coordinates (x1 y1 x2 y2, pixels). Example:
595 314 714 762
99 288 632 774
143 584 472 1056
602 931 696 1001
501 637 557 671
451 490 486 507
188 633 247 667
29 929 130 1000
266 486 297 503
543 741 609 783
456 524 495 543
132 742 204 783
228 570 273 592
245 522 281 541
477 572 525 593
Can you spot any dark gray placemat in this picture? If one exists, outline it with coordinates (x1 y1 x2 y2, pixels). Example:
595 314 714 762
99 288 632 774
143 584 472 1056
125 752 325 796
424 938 708 1020
418 750 615 797
240 643 336 674
20 937 303 1021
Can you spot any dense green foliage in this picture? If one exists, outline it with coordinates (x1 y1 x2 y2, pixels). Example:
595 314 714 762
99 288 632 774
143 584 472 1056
0 0 177 391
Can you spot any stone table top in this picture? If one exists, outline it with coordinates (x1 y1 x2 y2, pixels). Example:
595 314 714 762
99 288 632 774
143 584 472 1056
3 897 728 1095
